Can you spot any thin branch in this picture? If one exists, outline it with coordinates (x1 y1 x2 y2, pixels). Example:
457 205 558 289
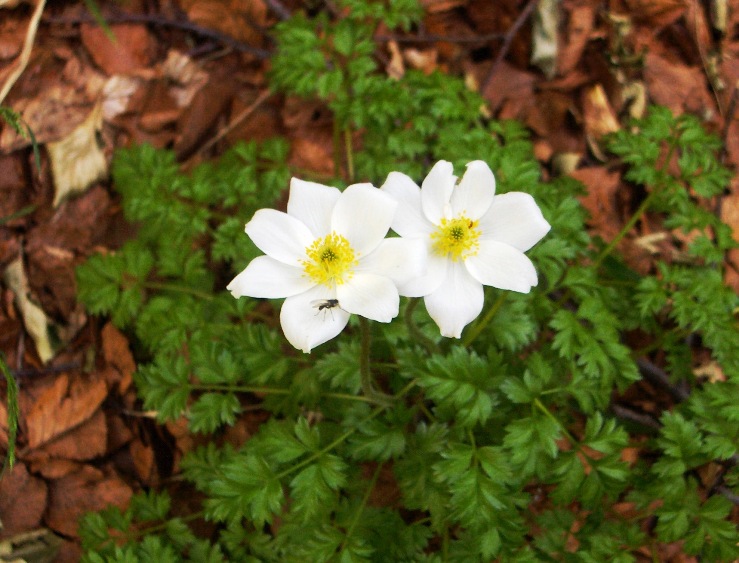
482 0 539 92
610 404 662 430
0 0 47 105
43 11 271 59
375 31 507 44
636 357 691 402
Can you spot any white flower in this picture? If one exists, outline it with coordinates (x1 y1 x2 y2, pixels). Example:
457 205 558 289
381 160 551 338
227 178 425 353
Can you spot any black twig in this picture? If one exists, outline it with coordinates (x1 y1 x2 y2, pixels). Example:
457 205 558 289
482 0 540 92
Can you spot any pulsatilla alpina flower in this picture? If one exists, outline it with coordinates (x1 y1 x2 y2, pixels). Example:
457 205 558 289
228 178 425 353
381 160 551 338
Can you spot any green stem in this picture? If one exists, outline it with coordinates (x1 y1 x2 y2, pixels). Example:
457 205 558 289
404 298 438 354
190 383 384 405
533 397 578 446
143 281 214 301
344 127 355 182
338 463 383 557
461 291 508 347
591 188 660 270
0 204 36 226
0 353 18 474
358 317 394 407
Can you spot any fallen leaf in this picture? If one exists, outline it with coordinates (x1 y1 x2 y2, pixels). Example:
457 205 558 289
47 102 108 207
80 23 155 75
570 167 623 240
0 463 48 538
386 40 405 79
531 0 559 78
582 83 621 159
557 4 595 76
101 323 136 393
25 373 107 448
3 258 56 364
29 409 107 462
45 465 132 538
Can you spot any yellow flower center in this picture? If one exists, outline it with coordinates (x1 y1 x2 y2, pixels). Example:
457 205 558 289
430 215 481 261
302 232 358 287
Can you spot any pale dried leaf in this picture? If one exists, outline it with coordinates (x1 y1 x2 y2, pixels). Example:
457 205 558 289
3 258 55 363
47 102 107 207
531 0 559 79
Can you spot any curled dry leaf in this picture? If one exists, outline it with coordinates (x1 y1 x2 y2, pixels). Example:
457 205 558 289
582 83 621 160
47 102 108 207
3 258 56 364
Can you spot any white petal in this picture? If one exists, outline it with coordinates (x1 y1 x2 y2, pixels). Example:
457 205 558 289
424 262 484 338
380 172 432 238
287 178 340 237
421 161 456 225
332 183 396 255
245 209 314 265
450 160 495 220
465 240 538 293
478 192 551 251
357 238 427 293
337 273 399 322
389 243 446 297
280 287 350 353
227 256 313 298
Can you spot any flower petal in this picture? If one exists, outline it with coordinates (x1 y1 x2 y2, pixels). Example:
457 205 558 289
391 244 446 297
421 161 456 224
478 192 551 251
287 178 341 238
280 287 350 353
450 160 495 220
245 209 314 265
380 172 432 238
337 273 399 322
332 183 396 255
465 240 538 292
357 238 426 291
424 262 483 338
227 255 313 298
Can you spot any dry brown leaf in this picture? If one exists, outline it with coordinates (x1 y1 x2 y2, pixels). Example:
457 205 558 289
404 47 438 74
101 322 136 394
0 463 48 538
643 52 716 116
557 4 595 76
30 409 107 462
45 465 132 538
25 373 107 449
570 167 623 240
180 0 267 47
80 23 155 75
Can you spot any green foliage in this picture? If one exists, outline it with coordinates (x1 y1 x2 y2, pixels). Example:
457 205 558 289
76 1 738 559
0 353 19 473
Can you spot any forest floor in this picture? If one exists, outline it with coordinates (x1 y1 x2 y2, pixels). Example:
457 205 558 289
0 0 738 560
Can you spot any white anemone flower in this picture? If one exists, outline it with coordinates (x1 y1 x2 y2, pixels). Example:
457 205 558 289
381 160 551 338
227 178 425 353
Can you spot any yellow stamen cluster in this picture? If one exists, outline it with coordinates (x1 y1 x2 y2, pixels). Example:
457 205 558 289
302 232 358 286
430 216 481 261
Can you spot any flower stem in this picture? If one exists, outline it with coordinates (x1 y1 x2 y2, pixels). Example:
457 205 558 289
358 316 394 406
461 291 508 347
344 127 355 182
404 298 438 354
338 463 383 555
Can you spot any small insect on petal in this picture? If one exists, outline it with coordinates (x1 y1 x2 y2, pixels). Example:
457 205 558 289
311 298 341 319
